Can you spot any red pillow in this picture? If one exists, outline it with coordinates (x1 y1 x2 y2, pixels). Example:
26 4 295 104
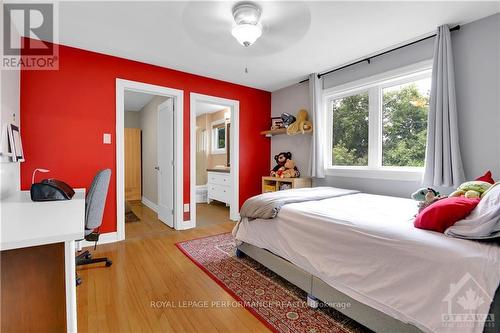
414 197 480 233
475 170 495 184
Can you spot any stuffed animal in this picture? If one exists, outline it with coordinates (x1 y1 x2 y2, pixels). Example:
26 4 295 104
411 187 446 213
270 152 301 178
411 187 438 201
449 181 492 199
281 113 296 127
271 152 292 177
286 109 313 135
280 159 300 178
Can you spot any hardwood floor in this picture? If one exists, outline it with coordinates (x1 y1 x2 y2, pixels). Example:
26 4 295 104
196 202 230 228
124 201 173 240
77 203 269 332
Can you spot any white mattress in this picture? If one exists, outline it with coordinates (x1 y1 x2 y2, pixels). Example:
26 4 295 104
234 192 500 333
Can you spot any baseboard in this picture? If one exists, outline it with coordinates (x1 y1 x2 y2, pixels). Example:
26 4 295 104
141 196 158 213
230 213 240 222
79 231 119 249
177 220 195 230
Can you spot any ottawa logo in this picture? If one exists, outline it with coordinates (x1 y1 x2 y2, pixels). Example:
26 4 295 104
442 272 495 329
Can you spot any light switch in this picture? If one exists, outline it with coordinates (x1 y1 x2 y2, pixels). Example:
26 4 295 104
184 203 190 212
103 133 112 144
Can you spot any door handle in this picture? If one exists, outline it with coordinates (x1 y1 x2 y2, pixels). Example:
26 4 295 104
154 166 160 171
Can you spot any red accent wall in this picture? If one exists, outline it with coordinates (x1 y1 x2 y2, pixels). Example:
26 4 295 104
20 42 271 233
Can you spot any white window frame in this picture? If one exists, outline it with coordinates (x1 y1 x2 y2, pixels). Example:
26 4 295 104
323 60 432 181
211 119 226 154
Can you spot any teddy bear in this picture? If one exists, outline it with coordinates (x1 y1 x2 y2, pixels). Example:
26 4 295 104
286 109 313 135
280 159 300 178
411 187 446 213
270 152 300 178
271 152 291 177
448 181 492 199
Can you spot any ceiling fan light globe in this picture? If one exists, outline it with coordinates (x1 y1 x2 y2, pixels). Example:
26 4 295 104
231 23 262 47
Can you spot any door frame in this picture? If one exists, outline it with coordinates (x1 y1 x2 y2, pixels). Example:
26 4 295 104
116 78 184 240
190 93 240 228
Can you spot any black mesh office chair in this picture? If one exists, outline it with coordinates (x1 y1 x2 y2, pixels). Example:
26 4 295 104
76 169 112 286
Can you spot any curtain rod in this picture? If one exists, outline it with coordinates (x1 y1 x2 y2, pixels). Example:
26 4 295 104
299 25 460 84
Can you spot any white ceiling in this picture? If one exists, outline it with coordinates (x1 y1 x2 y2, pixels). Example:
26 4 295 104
195 102 228 116
55 1 500 91
124 91 155 112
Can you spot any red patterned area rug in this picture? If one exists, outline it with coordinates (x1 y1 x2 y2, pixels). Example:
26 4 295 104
176 233 370 333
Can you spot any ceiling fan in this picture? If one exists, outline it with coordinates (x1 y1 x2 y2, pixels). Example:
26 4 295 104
230 2 263 47
181 1 311 56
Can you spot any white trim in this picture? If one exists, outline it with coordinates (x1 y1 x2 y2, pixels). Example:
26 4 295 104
190 93 240 229
323 61 432 180
177 220 195 230
65 240 77 333
141 196 158 213
79 231 120 248
116 79 184 239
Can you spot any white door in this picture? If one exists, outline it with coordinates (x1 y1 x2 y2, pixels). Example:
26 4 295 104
157 99 174 228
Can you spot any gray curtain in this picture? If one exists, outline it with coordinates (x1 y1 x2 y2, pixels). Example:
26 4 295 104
309 73 325 178
423 25 465 187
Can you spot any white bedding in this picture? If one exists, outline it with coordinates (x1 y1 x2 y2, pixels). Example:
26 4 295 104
233 192 500 333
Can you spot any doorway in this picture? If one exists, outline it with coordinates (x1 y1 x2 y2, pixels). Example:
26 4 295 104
116 79 184 240
190 93 239 229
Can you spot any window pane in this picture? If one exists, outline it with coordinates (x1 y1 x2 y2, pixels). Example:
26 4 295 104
331 92 369 166
382 77 430 167
217 127 225 149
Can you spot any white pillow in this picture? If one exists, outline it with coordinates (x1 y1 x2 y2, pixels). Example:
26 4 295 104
470 182 500 218
445 182 500 239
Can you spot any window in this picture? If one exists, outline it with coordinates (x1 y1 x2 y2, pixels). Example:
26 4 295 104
325 62 432 180
211 120 226 154
331 91 369 166
382 77 430 167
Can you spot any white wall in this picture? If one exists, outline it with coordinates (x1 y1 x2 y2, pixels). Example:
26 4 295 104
271 81 312 176
271 13 500 198
124 111 141 128
453 13 500 183
0 67 21 199
140 96 168 205
0 17 21 200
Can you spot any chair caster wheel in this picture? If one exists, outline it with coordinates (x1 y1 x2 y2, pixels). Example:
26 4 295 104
105 260 112 267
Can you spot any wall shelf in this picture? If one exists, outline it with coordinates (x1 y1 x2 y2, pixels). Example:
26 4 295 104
260 128 313 138
260 128 287 137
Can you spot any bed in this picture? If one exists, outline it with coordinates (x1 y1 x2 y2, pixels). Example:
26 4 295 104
233 190 500 333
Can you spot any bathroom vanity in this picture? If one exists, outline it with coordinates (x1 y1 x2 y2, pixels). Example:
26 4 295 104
207 168 231 206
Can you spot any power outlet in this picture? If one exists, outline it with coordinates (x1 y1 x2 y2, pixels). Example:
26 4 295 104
183 203 190 212
103 133 112 144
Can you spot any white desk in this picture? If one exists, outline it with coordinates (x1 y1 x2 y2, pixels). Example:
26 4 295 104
1 189 85 333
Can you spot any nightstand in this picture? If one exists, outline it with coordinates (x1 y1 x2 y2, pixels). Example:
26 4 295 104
262 176 312 193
